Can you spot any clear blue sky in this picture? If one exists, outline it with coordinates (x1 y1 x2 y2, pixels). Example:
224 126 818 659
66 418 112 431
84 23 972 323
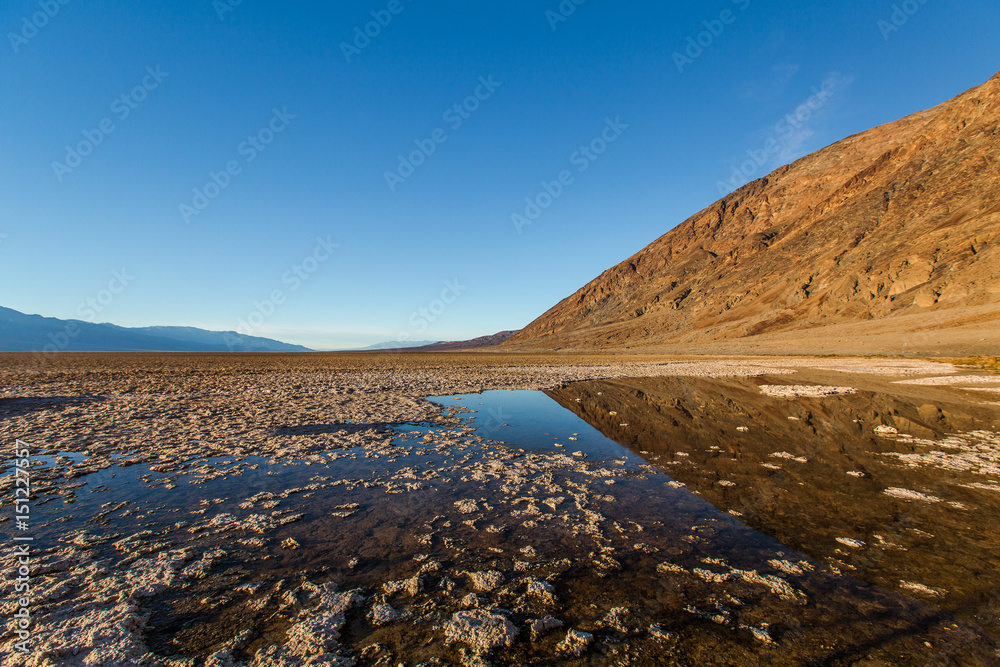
2 1 998 349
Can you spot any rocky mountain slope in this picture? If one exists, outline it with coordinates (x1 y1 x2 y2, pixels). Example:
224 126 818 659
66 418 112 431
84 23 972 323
508 73 1000 355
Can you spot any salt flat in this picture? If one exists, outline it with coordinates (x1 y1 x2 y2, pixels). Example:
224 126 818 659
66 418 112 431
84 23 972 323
1 352 998 666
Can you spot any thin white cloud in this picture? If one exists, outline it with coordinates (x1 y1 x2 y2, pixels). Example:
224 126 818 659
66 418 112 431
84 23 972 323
775 72 854 163
735 62 801 102
717 72 854 196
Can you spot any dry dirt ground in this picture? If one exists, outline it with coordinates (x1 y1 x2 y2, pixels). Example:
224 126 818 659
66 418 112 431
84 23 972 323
1 352 998 666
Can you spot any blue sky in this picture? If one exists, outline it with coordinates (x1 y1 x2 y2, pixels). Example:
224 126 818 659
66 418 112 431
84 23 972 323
2 0 998 349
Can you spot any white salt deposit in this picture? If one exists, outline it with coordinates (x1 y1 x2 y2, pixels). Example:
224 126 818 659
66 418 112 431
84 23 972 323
899 581 947 598
884 487 942 503
760 385 858 398
896 375 1000 386
835 538 866 549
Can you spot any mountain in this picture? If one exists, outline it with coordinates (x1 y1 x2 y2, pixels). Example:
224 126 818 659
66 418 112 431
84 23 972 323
0 307 312 352
416 330 520 351
507 72 1000 356
354 331 519 352
357 340 440 351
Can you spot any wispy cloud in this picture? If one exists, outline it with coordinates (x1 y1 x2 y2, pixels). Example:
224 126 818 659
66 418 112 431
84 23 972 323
734 63 801 103
774 72 853 163
717 72 854 195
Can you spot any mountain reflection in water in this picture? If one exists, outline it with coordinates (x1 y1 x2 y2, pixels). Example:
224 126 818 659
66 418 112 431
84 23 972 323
547 373 1000 641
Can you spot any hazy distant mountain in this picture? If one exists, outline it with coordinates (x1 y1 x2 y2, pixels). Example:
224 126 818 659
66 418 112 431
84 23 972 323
417 330 520 351
357 340 440 351
355 331 520 352
0 307 312 353
508 72 1000 356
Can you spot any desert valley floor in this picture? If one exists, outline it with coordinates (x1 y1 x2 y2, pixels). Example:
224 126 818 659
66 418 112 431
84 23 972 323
1 352 999 666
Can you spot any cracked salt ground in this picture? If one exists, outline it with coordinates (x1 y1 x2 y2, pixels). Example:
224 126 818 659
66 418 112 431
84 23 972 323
3 356 1000 665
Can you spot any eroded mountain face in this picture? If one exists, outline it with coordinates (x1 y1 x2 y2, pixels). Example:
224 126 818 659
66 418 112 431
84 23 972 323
511 73 1000 353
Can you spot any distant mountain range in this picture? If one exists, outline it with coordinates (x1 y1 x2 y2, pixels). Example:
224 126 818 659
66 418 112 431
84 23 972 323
0 306 521 354
356 340 440 350
417 330 520 351
0 307 312 352
507 72 1000 356
354 331 520 352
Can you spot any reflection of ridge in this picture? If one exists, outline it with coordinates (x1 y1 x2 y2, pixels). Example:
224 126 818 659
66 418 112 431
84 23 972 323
547 374 1000 639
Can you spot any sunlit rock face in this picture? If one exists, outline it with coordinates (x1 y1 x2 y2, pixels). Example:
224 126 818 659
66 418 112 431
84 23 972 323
509 73 1000 357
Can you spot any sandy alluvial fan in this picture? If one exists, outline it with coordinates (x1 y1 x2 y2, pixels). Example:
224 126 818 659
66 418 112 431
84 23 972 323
508 72 1000 355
